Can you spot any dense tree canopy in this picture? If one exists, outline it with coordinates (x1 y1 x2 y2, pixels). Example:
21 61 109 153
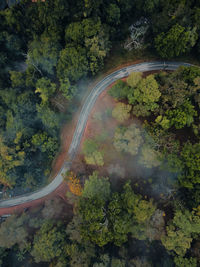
77 180 161 247
28 33 61 75
0 214 29 249
112 103 131 122
155 24 198 58
108 80 130 100
31 221 67 263
2 0 200 266
82 171 110 201
57 46 89 82
114 124 143 155
82 138 104 166
161 209 200 256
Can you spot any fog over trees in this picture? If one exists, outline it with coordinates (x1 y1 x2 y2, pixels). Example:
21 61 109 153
1 0 200 266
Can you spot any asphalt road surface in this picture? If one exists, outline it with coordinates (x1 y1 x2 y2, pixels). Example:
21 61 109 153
0 61 192 208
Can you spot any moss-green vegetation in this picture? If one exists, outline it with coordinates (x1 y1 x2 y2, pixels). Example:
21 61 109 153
1 0 200 266
77 66 200 267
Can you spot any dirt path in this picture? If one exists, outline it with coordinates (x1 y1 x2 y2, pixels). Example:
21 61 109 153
0 181 69 216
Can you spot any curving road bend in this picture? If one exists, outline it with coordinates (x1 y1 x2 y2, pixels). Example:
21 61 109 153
0 61 192 208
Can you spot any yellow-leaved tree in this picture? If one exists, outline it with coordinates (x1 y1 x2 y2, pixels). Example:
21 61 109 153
64 171 82 196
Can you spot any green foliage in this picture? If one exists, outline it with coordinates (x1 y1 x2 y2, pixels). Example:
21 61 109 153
129 257 152 267
155 24 198 58
0 247 7 266
108 80 130 100
0 135 24 187
139 144 161 168
155 115 170 130
78 180 159 247
65 18 102 44
179 142 200 189
0 31 22 81
2 1 200 265
83 138 104 166
83 139 98 155
65 18 110 75
128 74 160 105
131 202 159 240
9 71 25 88
27 0 69 38
82 171 110 201
108 191 133 245
133 199 156 223
156 71 192 110
35 77 56 105
176 66 200 85
28 33 61 75
128 74 161 116
110 182 158 243
31 221 67 263
65 21 84 43
106 3 121 25
112 102 131 122
161 209 200 256
65 241 94 267
126 72 142 88
85 31 110 74
111 258 126 267
93 254 110 267
37 104 61 135
165 101 197 129
174 256 197 267
57 45 89 82
165 152 184 173
114 124 143 156
59 77 77 100
0 66 61 189
85 151 104 166
31 132 58 160
78 197 113 247
0 214 29 249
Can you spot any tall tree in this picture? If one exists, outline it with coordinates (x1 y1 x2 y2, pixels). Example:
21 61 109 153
128 74 161 117
179 142 200 189
57 45 89 82
28 34 62 75
161 209 200 256
108 80 130 100
112 103 131 122
114 124 143 156
0 214 29 249
82 171 110 201
31 221 67 263
139 144 161 168
155 24 198 58
82 139 104 166
0 135 24 187
35 77 56 105
126 72 142 88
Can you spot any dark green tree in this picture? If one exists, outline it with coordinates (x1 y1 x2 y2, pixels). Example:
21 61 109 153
155 24 197 58
57 46 89 82
31 221 67 263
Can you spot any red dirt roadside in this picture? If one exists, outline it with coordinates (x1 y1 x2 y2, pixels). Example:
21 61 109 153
0 181 69 216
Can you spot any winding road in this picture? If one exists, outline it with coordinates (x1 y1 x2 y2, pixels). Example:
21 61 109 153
0 61 192 208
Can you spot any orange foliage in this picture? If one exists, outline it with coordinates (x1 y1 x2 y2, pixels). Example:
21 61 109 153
66 171 82 196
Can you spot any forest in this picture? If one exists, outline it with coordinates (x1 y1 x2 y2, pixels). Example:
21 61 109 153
1 0 200 266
